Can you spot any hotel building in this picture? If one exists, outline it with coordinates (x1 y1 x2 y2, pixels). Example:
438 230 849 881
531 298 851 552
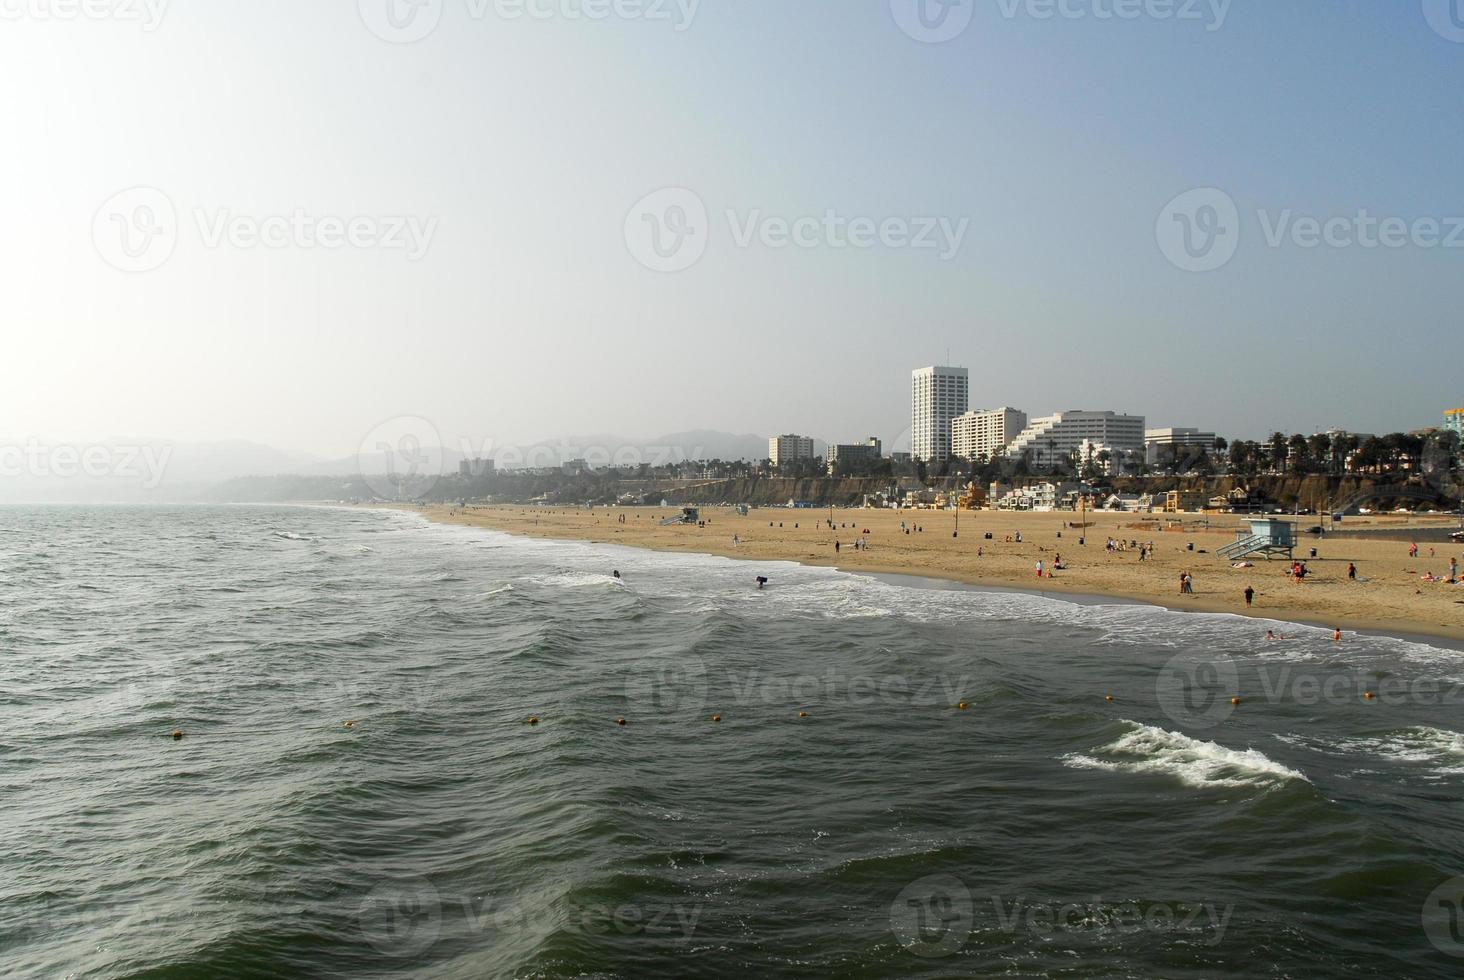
911 366 969 462
952 407 1028 461
768 434 815 466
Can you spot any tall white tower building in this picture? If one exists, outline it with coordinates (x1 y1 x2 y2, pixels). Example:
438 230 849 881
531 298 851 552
911 366 969 462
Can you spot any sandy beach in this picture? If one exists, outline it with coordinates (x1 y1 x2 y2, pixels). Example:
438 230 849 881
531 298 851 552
412 504 1464 643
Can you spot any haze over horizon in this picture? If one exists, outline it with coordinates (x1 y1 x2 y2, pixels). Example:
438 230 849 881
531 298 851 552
3 1 1460 460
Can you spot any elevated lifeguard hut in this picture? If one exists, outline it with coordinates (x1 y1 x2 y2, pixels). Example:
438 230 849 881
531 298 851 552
660 506 700 526
1218 517 1295 561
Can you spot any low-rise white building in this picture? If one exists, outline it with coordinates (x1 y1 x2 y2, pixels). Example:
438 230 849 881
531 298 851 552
1006 411 1146 465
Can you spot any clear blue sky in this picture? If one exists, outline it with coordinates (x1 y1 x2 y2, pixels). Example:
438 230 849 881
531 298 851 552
1 0 1459 455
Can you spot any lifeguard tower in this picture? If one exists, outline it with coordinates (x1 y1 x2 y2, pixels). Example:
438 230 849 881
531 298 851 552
1218 517 1296 561
660 507 700 526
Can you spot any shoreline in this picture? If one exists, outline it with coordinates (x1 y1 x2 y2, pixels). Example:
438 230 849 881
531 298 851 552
390 504 1464 648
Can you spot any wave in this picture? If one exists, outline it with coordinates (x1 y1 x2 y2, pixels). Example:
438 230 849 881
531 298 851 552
1284 726 1464 778
1062 721 1310 790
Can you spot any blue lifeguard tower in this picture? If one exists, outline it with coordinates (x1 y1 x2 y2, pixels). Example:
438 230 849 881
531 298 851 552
1218 517 1296 561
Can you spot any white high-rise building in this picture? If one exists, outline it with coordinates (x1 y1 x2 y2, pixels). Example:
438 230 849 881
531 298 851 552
911 366 969 462
1005 411 1146 465
952 407 1028 461
768 434 815 466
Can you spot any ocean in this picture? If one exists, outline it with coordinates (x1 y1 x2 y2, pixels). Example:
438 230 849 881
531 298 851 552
3 504 1464 978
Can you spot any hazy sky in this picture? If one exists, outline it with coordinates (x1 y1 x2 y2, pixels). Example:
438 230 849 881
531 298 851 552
2 0 1460 458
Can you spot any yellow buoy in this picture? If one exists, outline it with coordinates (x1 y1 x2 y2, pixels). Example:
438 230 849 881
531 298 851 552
798 711 809 718
957 701 969 710
1364 692 1376 701
1230 697 1242 706
171 730 183 741
527 716 540 726
343 720 355 728
711 714 722 722
616 717 627 726
1104 695 1115 702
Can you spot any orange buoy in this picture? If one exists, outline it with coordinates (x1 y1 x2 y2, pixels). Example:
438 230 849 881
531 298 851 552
711 714 722 722
171 730 183 741
1230 697 1242 706
957 701 968 710
616 717 627 726
1104 695 1115 702
1364 692 1376 701
798 711 809 718
527 716 540 726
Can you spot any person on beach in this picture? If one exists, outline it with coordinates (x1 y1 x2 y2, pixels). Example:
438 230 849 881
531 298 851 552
1245 586 1254 607
1348 563 1357 580
835 540 841 553
1410 542 1419 558
1036 559 1044 578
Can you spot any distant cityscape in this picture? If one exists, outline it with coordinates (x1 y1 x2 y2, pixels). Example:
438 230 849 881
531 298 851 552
764 364 1447 477
435 364 1461 515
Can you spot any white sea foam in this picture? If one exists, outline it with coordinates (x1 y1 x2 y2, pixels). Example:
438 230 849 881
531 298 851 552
1062 721 1310 790
1295 727 1464 776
